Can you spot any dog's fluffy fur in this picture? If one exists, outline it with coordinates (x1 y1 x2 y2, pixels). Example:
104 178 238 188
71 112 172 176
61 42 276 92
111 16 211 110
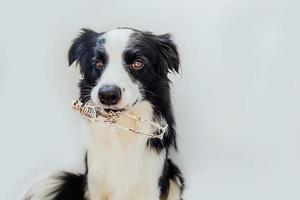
25 28 184 200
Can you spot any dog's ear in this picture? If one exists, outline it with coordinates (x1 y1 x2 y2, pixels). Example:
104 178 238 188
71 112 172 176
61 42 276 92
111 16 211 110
155 33 180 75
68 28 98 66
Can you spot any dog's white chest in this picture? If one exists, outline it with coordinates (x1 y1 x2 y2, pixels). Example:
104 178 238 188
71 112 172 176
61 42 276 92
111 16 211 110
85 103 165 200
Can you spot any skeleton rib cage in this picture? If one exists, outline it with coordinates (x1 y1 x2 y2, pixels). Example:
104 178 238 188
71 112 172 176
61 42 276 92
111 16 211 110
72 99 167 139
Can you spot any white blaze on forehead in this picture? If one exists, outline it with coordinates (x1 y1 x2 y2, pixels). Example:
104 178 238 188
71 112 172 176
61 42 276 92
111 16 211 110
99 28 134 86
91 28 142 108
102 28 134 64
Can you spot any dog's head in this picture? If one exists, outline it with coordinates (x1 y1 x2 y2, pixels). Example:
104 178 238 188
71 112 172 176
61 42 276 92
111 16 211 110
69 28 180 112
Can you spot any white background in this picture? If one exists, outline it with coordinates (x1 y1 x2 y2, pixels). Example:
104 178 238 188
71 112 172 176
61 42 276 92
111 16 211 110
1 0 300 199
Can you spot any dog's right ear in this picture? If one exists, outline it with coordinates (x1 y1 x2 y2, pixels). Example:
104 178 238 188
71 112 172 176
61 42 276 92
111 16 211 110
68 28 98 66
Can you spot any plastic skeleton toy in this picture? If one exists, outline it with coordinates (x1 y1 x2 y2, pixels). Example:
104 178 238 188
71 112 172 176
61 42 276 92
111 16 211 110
72 99 168 139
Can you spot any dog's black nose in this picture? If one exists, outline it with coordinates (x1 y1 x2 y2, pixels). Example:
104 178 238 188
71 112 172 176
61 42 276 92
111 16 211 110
98 85 121 106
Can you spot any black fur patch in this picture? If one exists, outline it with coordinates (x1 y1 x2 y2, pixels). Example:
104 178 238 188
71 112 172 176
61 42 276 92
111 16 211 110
159 158 185 200
48 172 86 200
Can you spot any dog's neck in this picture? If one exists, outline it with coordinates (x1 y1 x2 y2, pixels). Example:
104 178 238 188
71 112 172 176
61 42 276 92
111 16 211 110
84 101 166 199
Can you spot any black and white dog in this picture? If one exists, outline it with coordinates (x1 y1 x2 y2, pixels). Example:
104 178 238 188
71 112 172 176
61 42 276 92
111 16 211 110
25 28 184 200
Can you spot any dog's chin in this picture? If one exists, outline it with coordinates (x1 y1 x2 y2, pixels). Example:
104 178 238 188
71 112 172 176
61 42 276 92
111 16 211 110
101 99 139 113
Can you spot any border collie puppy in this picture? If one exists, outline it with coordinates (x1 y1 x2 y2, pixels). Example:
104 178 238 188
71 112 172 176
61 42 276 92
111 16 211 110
25 28 184 200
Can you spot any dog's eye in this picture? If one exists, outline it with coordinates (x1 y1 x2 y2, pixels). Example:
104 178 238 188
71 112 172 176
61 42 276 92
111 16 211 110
95 60 105 68
130 59 144 70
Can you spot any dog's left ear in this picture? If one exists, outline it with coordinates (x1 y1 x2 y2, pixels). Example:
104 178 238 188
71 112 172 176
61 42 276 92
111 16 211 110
156 33 180 75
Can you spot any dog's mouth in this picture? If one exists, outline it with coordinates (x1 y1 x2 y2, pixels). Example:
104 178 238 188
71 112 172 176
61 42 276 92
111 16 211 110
104 108 126 113
102 99 139 113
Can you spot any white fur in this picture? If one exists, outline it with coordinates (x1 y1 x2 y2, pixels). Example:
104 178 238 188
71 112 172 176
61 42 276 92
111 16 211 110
91 29 142 111
86 101 165 200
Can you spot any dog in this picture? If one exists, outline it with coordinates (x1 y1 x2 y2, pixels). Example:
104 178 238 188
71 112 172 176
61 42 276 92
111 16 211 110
25 28 184 200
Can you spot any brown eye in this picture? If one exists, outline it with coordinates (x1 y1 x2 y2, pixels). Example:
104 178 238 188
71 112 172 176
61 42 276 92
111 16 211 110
96 60 104 68
131 59 144 70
